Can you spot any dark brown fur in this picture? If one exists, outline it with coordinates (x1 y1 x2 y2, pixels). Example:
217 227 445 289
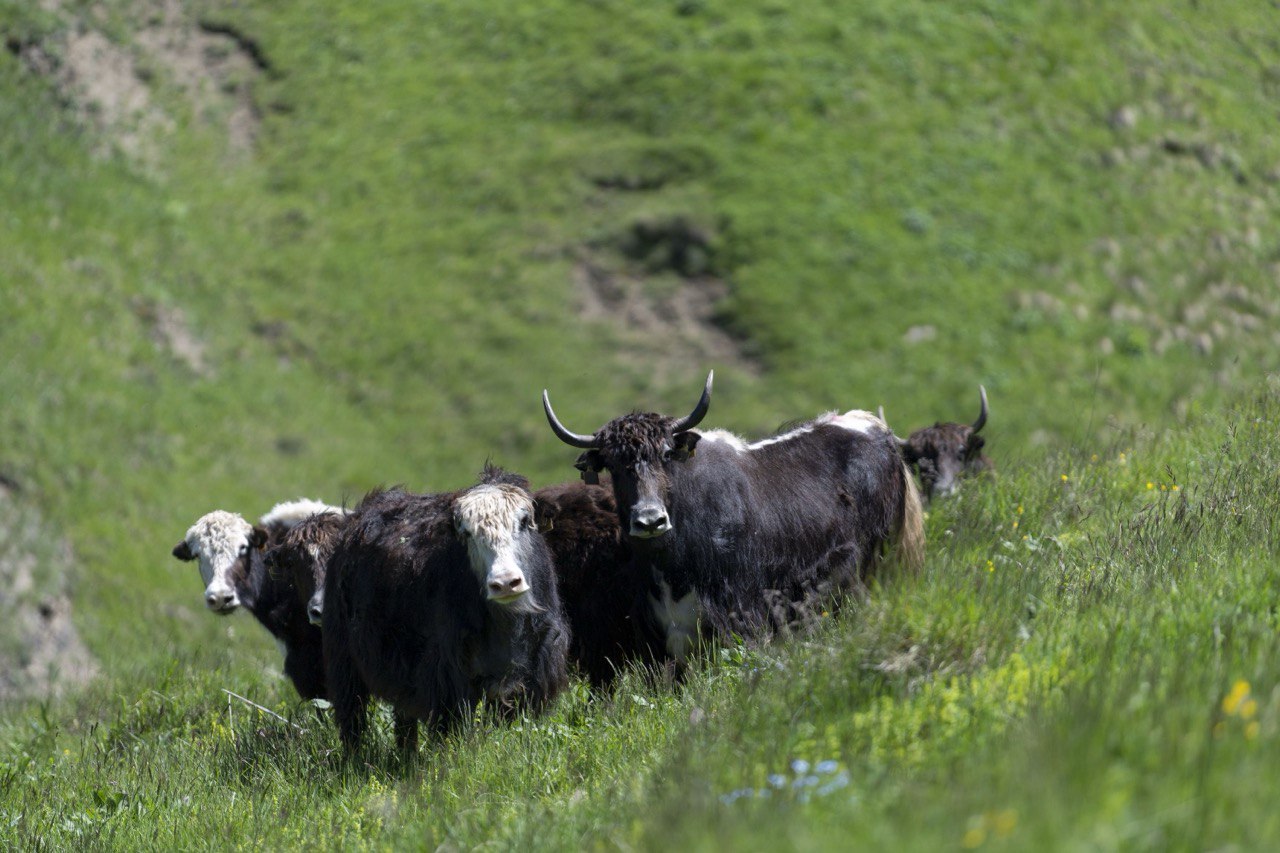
265 510 351 628
534 481 665 687
901 423 992 501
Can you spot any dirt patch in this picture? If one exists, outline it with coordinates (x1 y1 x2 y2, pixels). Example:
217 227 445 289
130 296 212 376
8 0 266 164
575 215 759 377
0 480 97 703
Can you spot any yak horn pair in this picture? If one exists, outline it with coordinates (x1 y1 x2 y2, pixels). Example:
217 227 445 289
882 385 988 446
543 371 714 449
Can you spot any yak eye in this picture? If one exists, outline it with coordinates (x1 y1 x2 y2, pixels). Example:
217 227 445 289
521 513 535 530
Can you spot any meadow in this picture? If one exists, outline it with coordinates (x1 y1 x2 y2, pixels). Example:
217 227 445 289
1 0 1279 848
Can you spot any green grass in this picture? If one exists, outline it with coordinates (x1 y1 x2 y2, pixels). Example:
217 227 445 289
2 0 1280 847
3 376 1278 850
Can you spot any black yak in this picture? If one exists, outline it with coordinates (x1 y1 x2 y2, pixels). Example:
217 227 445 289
533 481 665 687
542 371 924 662
323 468 569 753
883 386 992 501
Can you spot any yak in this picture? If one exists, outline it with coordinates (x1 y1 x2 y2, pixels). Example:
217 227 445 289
883 386 991 501
323 468 570 754
542 371 924 663
533 481 665 687
264 508 352 628
171 499 345 700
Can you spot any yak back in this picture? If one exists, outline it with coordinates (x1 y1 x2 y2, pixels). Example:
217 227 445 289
651 419 906 638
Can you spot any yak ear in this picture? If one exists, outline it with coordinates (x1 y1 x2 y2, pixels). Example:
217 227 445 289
574 450 603 485
249 526 269 549
671 430 701 461
966 433 986 454
172 540 195 561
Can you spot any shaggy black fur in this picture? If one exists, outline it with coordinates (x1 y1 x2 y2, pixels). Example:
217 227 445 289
533 481 665 687
323 469 570 754
569 411 920 654
265 510 351 628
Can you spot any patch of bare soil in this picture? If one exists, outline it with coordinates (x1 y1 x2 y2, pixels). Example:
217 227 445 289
0 480 97 703
131 296 212 376
6 0 266 165
575 216 760 378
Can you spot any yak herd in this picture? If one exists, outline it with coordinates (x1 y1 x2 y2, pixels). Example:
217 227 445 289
171 373 991 754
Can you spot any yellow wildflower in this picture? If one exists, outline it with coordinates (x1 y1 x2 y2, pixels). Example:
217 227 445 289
992 810 1018 838
1146 482 1154 490
1060 474 1069 482
1223 680 1251 716
962 826 986 849
1241 699 1258 720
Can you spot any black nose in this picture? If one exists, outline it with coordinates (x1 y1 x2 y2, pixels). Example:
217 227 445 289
631 506 671 535
308 604 323 624
206 591 235 610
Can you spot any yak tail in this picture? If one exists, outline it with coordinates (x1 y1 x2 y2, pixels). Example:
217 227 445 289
891 463 926 575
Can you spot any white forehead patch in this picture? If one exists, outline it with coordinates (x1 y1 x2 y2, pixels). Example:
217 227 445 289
260 498 347 529
183 510 254 587
454 485 534 544
185 510 253 555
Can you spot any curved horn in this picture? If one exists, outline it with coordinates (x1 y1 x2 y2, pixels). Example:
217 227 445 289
672 370 714 433
542 390 598 449
971 385 989 434
880 404 911 448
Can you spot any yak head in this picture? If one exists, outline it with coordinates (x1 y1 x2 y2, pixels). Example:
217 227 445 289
886 386 990 501
265 510 348 627
542 371 712 541
172 510 268 613
452 466 546 612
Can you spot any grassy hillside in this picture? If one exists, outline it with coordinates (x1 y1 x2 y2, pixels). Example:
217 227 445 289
1 0 1279 846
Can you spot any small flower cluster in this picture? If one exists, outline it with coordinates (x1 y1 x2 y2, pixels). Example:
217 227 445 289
962 809 1018 848
1218 679 1261 740
719 759 851 805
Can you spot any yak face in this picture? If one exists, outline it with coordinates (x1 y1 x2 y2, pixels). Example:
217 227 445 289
266 511 347 627
887 385 989 501
172 510 267 613
903 424 985 499
544 371 713 541
573 415 700 540
453 481 542 611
